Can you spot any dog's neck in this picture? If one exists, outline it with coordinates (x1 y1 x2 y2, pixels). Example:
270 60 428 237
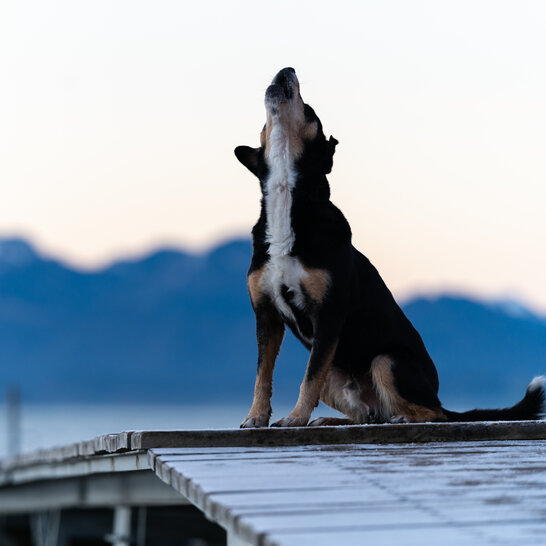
264 123 297 258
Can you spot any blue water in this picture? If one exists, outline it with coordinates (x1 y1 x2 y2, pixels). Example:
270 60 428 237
0 403 341 458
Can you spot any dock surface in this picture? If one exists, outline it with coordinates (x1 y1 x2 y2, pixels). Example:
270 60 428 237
1 421 546 546
151 440 546 545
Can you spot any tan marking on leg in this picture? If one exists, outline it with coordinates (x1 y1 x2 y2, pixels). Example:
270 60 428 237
274 343 338 427
301 267 330 303
371 355 402 418
241 321 284 428
247 267 266 307
250 328 282 411
371 355 446 423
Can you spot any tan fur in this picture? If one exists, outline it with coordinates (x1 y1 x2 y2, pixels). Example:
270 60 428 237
320 368 348 410
263 80 319 162
320 368 371 423
370 355 401 417
302 267 330 303
264 117 318 161
371 355 446 423
284 343 338 425
402 403 447 423
242 321 284 426
247 267 265 307
302 120 318 141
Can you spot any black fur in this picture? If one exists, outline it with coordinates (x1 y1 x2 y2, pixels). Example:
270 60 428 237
443 381 545 422
236 68 545 426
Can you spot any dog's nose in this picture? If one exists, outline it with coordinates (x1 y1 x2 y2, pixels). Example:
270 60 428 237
272 67 297 90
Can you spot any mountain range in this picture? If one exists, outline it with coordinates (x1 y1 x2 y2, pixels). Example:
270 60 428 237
0 237 545 410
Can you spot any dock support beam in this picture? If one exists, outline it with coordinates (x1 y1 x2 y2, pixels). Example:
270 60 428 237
30 511 61 546
106 506 132 546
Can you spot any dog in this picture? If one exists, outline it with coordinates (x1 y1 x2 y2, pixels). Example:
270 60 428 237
235 67 545 428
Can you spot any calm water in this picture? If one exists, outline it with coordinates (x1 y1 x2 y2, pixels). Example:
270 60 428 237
0 403 340 458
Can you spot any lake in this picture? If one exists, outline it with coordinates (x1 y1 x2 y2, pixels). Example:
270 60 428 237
0 403 341 458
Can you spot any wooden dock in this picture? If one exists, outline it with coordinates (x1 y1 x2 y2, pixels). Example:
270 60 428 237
1 421 546 546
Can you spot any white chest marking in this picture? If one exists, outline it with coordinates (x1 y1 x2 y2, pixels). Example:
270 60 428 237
264 121 296 258
262 255 307 320
262 120 309 336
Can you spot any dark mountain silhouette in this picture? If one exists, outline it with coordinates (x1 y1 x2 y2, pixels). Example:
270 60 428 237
0 237 544 409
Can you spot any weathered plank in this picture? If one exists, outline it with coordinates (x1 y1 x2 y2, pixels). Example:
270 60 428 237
132 421 546 450
93 431 133 454
3 422 545 474
153 440 546 546
0 432 134 475
263 522 546 546
1 453 150 486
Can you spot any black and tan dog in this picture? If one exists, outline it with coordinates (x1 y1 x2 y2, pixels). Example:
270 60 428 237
235 67 545 428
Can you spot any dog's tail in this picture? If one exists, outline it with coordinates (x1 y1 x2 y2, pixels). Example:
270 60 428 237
442 376 545 422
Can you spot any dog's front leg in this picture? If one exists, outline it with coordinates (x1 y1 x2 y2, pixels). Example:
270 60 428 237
240 303 285 428
271 328 339 428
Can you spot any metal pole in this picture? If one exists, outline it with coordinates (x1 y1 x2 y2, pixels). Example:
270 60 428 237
6 388 21 457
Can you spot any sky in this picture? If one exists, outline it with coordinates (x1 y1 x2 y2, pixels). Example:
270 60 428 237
1 0 545 311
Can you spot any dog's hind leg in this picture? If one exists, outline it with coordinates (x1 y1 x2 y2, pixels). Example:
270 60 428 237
371 355 447 423
241 300 285 428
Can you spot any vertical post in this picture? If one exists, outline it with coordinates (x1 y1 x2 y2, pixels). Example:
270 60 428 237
6 387 21 457
30 511 61 546
111 506 132 546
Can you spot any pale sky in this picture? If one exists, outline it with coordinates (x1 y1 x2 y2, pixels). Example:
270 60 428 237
1 1 546 311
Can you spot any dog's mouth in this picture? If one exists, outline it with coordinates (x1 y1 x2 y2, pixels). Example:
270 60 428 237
265 67 298 107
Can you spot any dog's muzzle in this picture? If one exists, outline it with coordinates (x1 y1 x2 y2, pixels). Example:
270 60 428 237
265 67 297 106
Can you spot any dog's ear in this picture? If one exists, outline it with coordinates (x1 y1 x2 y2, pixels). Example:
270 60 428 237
234 146 260 177
323 136 339 174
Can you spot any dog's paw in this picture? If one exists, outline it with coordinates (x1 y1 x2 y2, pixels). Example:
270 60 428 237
270 415 309 427
390 415 409 424
240 413 270 428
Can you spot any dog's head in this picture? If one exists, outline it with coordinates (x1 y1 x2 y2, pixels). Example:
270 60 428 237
235 67 338 182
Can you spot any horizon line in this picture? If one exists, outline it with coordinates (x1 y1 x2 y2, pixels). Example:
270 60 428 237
1 231 545 318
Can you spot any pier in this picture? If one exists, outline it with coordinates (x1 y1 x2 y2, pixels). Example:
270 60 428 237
1 421 546 545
